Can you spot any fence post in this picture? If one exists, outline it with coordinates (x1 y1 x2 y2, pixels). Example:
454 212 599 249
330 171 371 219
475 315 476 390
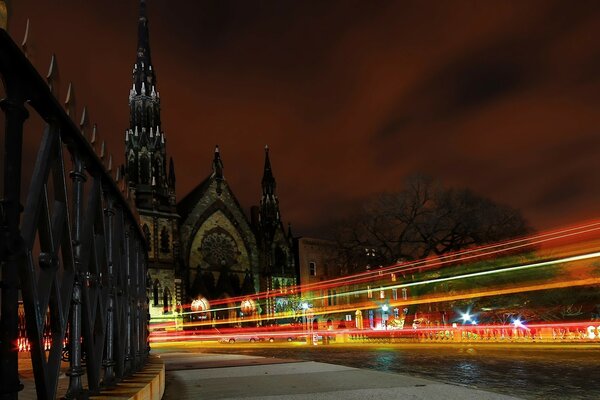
0 97 28 400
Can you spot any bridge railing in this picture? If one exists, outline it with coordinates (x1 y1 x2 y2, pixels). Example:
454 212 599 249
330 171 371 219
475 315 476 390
0 28 149 400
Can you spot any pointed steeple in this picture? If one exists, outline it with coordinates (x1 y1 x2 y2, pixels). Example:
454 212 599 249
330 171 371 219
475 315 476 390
212 145 224 180
262 145 276 197
133 0 156 96
212 146 224 196
259 146 281 243
125 0 172 211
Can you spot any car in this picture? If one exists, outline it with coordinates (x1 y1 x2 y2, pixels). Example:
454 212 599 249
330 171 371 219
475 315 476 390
218 335 260 344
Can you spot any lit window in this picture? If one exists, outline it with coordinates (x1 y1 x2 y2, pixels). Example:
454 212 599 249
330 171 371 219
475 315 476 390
392 288 398 300
402 288 408 300
379 287 385 299
391 273 397 282
309 262 316 276
367 286 373 298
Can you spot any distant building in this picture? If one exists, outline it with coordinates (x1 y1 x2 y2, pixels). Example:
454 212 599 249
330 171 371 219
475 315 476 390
124 0 297 328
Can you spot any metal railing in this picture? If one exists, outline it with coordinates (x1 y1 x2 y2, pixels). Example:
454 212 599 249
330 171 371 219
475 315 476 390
0 28 149 399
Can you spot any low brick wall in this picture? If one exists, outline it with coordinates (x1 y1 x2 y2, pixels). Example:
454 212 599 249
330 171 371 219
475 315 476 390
91 356 165 400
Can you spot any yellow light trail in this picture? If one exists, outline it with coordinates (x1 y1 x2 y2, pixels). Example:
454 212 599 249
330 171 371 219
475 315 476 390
178 251 600 329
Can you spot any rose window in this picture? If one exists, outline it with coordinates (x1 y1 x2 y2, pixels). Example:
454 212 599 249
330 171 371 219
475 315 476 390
200 231 238 267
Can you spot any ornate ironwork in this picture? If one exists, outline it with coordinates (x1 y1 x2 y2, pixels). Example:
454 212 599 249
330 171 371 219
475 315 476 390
0 28 149 400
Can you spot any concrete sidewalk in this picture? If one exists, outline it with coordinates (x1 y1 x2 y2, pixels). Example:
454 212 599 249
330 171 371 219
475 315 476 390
159 352 521 400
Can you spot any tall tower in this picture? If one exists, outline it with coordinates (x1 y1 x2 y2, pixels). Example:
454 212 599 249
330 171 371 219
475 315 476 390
125 0 172 207
259 145 280 248
124 0 180 317
258 146 297 317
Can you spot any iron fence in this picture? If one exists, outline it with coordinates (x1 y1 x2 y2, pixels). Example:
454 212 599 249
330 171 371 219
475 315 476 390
0 27 149 399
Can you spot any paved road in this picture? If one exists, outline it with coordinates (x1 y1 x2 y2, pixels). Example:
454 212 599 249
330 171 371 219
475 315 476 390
156 350 521 400
193 343 599 400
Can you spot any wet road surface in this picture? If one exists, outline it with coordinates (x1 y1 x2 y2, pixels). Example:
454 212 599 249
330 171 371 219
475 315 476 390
203 344 598 399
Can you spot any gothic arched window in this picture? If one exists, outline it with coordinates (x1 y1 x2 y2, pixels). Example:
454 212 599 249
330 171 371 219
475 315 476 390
160 226 170 253
142 224 151 252
139 153 150 184
128 150 137 182
163 287 172 314
153 279 161 306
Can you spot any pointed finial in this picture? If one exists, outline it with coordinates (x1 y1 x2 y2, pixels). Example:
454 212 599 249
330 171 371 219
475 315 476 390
125 129 129 142
134 126 139 136
141 81 146 94
46 54 59 94
115 164 122 182
64 82 75 116
151 176 156 186
21 19 29 56
212 145 224 189
107 154 113 172
100 140 106 160
149 126 154 138
90 123 97 146
79 106 88 130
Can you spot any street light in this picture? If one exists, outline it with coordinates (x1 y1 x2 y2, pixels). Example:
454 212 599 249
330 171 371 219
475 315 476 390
460 312 471 324
512 318 524 328
301 302 309 333
381 304 389 329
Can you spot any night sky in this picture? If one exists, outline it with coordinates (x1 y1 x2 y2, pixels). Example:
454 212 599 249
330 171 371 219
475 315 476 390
5 0 600 236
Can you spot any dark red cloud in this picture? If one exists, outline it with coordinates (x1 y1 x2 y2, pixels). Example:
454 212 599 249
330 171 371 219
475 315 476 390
5 0 600 236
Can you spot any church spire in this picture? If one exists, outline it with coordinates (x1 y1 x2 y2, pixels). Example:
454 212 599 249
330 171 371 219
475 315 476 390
125 0 172 210
133 0 155 96
212 146 224 195
212 145 224 180
259 145 280 242
262 145 276 197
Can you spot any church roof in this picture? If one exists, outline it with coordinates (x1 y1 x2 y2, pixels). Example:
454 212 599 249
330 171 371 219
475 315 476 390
177 148 253 227
177 175 212 218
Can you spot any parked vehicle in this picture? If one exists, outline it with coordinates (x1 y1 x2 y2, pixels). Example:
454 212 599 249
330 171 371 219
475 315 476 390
218 334 260 344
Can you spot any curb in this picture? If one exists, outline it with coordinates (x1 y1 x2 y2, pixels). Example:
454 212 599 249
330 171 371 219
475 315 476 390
91 356 165 400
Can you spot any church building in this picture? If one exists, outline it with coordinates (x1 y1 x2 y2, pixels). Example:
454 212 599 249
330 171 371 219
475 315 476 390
123 0 297 329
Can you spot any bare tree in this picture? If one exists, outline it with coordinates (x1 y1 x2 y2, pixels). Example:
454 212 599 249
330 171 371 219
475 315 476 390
330 175 530 272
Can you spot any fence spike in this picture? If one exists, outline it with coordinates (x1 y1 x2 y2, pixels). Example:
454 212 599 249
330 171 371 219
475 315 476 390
46 53 59 94
79 106 88 130
64 82 75 117
21 18 29 56
100 140 105 160
90 123 97 146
